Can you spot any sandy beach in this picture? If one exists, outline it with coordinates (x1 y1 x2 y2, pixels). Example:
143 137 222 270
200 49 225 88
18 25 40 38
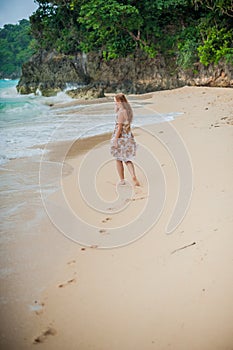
0 86 233 349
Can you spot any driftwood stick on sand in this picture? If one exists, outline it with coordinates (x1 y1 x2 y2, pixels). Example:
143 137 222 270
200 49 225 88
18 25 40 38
171 242 196 255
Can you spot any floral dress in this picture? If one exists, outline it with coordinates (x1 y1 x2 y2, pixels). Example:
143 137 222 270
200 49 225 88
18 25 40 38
110 116 137 162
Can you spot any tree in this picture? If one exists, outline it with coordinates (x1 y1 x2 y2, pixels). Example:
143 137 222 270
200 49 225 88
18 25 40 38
28 0 233 66
192 0 233 17
30 0 81 53
193 0 233 65
0 20 35 78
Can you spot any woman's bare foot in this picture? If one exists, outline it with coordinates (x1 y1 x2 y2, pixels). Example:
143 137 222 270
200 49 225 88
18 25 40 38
132 176 140 186
119 179 126 185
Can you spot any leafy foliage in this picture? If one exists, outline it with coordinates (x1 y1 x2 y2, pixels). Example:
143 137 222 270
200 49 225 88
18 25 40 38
176 26 200 69
196 8 233 66
77 0 143 58
1 0 232 78
198 27 233 65
192 0 233 17
30 0 82 53
71 0 194 58
0 20 35 77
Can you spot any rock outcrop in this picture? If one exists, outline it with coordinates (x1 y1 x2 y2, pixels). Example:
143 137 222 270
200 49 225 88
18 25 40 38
17 50 90 96
17 50 233 97
66 84 105 99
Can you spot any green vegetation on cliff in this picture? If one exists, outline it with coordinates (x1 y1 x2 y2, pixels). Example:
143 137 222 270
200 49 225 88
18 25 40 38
0 20 36 78
1 1 232 80
30 0 233 67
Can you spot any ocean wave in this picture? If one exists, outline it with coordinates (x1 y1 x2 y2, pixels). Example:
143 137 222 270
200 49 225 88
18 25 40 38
0 80 182 166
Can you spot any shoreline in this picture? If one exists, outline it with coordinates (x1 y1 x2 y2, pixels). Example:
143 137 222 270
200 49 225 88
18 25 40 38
0 86 233 349
0 84 179 167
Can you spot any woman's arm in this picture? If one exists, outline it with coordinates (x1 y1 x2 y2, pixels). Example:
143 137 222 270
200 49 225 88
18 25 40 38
114 123 123 147
115 123 123 139
114 111 125 146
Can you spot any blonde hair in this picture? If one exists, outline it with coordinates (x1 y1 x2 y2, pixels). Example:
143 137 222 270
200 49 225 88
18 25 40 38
115 93 133 123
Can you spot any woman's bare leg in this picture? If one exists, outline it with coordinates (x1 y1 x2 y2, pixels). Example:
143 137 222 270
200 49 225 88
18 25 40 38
116 160 124 182
125 161 140 186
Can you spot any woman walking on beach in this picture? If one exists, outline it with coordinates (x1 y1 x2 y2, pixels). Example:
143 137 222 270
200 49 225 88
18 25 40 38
110 93 140 186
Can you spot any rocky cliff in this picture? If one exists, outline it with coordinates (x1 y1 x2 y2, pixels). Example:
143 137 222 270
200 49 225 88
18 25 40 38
17 50 233 97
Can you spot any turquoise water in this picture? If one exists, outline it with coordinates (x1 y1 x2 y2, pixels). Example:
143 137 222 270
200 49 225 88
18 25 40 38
0 79 179 166
0 79 73 164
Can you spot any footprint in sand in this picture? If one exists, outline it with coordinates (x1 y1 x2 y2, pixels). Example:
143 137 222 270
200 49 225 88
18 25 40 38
33 301 45 316
90 244 98 249
33 327 57 344
58 278 76 288
129 196 147 202
67 259 76 265
102 217 112 223
99 229 109 235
